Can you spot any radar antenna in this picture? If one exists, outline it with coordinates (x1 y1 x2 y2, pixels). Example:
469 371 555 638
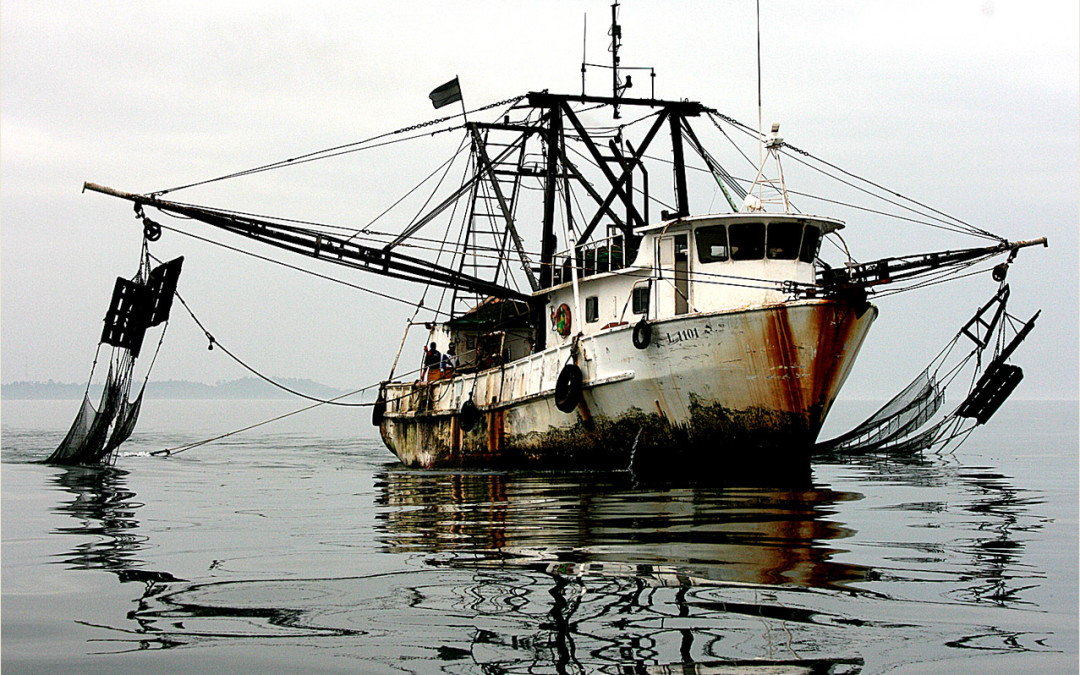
580 1 656 118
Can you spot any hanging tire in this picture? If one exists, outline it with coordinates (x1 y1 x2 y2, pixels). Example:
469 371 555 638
371 395 386 426
632 318 652 349
554 364 583 413
459 399 479 432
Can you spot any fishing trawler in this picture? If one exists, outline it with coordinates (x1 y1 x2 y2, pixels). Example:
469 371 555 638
69 4 1043 471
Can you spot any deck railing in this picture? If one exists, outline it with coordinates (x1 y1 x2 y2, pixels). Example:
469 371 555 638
552 234 629 285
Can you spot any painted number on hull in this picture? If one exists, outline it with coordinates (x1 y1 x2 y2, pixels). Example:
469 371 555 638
664 322 725 346
666 327 699 345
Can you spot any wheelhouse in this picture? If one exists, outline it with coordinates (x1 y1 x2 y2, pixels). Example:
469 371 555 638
540 213 844 346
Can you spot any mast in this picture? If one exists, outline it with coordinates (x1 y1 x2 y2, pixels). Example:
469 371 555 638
539 105 563 289
668 111 689 218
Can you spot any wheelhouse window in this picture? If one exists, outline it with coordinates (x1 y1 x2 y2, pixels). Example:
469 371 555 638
728 222 765 260
799 225 821 263
585 296 599 323
766 221 802 260
632 286 649 314
694 225 729 263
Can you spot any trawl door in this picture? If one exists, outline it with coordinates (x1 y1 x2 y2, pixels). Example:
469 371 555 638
656 233 690 317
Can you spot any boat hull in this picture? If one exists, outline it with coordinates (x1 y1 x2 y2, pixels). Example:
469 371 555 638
379 298 876 474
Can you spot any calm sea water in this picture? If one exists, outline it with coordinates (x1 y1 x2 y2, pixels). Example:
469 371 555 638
2 398 1076 674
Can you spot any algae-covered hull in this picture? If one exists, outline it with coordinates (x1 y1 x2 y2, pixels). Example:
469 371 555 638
378 298 877 471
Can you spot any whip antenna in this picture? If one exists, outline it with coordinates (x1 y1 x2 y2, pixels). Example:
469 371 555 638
757 0 763 169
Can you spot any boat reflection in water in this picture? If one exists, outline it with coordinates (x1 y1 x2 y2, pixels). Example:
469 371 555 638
374 468 870 671
375 469 868 589
44 450 1045 671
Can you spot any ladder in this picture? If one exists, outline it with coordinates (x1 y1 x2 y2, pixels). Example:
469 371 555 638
451 126 536 317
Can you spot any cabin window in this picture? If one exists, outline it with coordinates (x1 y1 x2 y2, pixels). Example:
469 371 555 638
585 296 599 323
695 225 729 263
799 225 821 263
728 222 765 260
632 286 650 314
766 221 802 260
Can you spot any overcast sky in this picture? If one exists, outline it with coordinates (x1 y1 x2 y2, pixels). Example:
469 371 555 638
2 1 1077 404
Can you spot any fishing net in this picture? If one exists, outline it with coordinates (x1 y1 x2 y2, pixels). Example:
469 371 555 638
47 362 129 464
816 283 1037 456
45 251 182 466
817 371 943 453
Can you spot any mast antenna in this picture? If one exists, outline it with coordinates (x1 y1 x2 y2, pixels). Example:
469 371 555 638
745 2 791 213
580 2 655 115
610 1 623 118
581 13 588 95
756 0 763 169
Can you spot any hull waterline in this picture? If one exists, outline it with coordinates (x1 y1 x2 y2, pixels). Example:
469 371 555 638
379 298 876 474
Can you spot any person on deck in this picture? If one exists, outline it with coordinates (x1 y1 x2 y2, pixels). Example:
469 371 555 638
423 342 442 381
441 343 458 376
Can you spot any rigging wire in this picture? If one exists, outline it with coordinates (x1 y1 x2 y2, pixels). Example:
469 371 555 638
564 142 677 214
778 148 1002 241
152 184 1009 305
155 195 830 301
706 109 1001 241
870 259 996 299
429 147 473 321
354 135 471 237
154 95 527 196
154 221 451 317
142 98 1015 306
777 138 1001 241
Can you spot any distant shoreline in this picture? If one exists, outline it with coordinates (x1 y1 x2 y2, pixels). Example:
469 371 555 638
2 379 1073 403
1 377 352 401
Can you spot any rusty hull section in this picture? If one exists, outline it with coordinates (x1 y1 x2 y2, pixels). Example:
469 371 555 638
380 298 876 473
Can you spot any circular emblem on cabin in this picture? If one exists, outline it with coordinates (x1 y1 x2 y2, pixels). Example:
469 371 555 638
551 303 572 336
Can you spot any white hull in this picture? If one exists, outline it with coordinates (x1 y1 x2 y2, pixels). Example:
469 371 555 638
378 298 876 471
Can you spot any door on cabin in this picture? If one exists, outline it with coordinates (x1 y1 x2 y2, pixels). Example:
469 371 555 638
656 233 690 317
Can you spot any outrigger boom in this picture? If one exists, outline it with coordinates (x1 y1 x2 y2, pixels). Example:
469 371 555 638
82 181 1045 298
82 182 532 303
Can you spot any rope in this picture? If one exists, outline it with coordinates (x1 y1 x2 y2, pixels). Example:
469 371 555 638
148 357 440 456
149 395 352 456
149 365 435 457
170 289 370 407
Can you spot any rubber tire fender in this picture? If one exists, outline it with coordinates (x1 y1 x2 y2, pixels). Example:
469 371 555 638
554 364 583 413
632 318 652 349
459 399 480 432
